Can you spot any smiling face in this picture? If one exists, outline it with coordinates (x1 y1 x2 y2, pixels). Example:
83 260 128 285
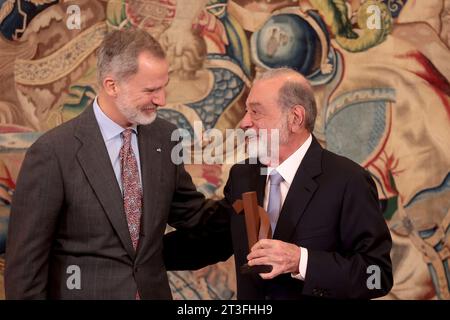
240 71 314 165
241 77 290 164
242 78 289 140
114 51 169 126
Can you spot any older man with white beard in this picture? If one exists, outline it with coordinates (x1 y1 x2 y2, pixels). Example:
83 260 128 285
165 67 393 300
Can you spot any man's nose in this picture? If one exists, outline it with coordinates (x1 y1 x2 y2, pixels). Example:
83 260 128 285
240 111 253 130
152 89 166 106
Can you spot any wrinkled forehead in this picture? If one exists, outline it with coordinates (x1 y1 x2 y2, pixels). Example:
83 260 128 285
132 54 169 85
137 53 168 74
246 78 281 106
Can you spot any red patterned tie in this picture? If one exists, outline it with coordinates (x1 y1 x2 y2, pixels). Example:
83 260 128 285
119 128 142 251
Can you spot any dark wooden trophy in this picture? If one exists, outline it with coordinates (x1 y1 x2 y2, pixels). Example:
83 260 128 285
233 192 273 274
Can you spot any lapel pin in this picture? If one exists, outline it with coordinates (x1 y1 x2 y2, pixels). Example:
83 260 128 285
156 148 161 153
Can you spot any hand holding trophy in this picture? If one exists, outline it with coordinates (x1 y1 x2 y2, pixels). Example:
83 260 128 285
233 191 273 274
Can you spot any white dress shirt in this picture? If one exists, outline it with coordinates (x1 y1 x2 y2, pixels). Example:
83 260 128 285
264 134 312 281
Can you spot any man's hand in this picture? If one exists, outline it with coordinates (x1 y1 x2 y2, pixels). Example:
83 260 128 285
247 239 301 279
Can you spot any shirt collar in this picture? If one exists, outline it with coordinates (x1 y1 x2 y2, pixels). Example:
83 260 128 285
267 134 312 185
93 97 138 141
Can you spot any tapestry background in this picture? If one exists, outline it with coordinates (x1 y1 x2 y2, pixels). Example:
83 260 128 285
0 0 449 300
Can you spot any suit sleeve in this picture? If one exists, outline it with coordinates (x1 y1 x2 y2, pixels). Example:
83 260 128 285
5 139 63 299
302 170 393 299
163 165 233 270
167 161 217 228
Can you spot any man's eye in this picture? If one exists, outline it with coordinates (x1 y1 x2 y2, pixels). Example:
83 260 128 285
144 88 160 94
245 109 260 116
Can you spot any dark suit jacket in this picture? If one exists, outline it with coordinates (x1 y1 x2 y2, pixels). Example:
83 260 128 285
164 136 393 300
5 105 216 299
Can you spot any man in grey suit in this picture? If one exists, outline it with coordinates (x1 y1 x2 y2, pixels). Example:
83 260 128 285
4 28 223 299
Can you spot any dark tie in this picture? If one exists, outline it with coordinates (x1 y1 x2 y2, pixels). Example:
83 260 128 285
267 170 284 235
119 128 142 251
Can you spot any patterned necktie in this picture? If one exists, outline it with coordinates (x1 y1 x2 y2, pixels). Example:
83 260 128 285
267 170 284 235
119 128 142 251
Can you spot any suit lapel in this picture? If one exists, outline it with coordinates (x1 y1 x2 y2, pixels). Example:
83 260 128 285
273 137 323 241
74 106 135 259
135 122 163 258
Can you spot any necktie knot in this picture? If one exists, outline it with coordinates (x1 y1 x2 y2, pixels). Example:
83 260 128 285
269 170 284 186
121 128 133 145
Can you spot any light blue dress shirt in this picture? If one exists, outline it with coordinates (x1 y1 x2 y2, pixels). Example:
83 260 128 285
93 98 142 192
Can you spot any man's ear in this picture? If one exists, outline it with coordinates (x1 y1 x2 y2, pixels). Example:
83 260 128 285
290 105 306 132
103 76 118 97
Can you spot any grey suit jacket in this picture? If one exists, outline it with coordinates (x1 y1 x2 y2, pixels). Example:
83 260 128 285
5 105 213 299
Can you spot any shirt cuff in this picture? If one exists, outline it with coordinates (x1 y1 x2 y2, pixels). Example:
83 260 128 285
291 247 308 281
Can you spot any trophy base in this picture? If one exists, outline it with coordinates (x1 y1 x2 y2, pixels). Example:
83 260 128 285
240 263 273 274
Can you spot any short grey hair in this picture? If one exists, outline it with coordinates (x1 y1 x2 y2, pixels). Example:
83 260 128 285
96 28 166 86
257 67 317 132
